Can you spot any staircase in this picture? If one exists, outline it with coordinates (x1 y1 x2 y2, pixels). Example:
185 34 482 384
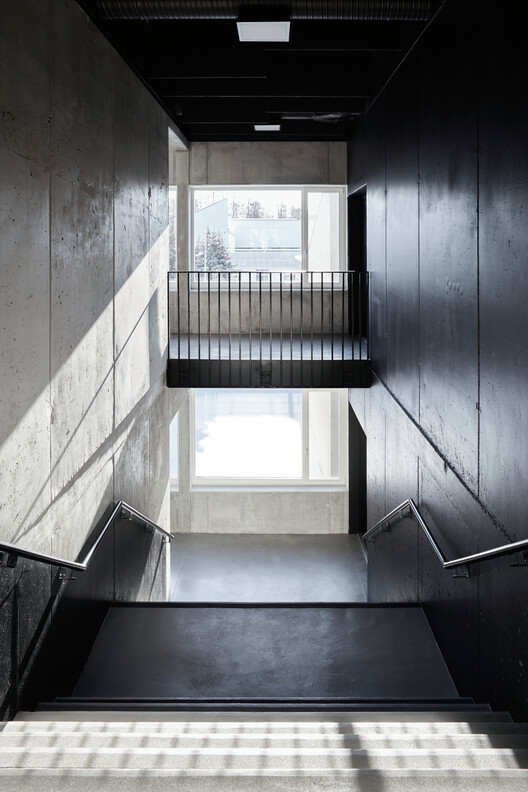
2 708 528 790
2 602 527 788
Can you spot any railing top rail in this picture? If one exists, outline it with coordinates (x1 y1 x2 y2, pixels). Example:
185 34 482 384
168 269 365 276
363 497 528 572
0 500 172 574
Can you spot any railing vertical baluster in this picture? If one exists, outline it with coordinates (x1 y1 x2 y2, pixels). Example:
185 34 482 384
176 273 180 361
187 271 191 362
238 272 242 373
320 272 324 381
358 270 363 361
310 271 314 366
197 271 201 364
249 272 253 363
366 272 370 361
290 273 293 384
259 272 262 365
228 271 232 386
331 271 334 361
354 271 358 361
208 272 211 385
300 270 304 386
341 270 345 362
280 273 283 386
269 273 272 367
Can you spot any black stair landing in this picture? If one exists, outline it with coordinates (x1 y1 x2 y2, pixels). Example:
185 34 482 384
167 355 371 388
46 604 463 709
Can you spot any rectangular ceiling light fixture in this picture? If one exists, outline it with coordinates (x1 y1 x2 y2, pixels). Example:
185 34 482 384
254 124 281 132
237 20 290 42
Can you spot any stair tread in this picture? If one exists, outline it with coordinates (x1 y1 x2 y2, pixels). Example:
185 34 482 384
2 768 528 792
16 710 515 722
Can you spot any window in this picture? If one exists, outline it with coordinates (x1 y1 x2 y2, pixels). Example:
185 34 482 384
192 388 347 488
190 186 346 275
169 186 177 271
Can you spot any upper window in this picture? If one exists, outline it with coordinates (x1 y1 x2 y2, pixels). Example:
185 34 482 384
190 186 346 274
192 388 347 488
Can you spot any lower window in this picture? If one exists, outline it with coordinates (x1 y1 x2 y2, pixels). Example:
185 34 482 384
192 388 347 488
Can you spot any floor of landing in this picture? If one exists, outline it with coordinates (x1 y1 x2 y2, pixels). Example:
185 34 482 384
169 533 368 603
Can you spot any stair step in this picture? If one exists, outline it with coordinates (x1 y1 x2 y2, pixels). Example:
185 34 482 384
0 768 528 792
2 745 528 770
6 721 526 738
38 698 491 713
16 709 514 723
1 731 527 750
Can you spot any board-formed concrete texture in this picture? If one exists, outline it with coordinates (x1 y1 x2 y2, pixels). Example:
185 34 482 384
0 0 177 716
348 1 528 721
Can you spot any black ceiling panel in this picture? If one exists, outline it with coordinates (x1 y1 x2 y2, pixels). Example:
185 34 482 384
77 0 444 141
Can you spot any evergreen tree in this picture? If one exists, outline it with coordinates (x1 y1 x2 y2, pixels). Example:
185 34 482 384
194 228 234 271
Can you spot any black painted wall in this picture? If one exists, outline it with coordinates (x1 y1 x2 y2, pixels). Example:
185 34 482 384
348 0 528 719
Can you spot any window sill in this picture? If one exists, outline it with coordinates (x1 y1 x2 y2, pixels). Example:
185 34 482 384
191 483 347 493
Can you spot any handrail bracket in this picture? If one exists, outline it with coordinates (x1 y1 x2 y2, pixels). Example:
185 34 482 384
58 567 77 582
0 552 18 569
510 551 528 567
451 564 470 579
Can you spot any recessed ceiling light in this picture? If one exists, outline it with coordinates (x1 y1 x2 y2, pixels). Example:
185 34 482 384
237 21 290 42
254 124 281 132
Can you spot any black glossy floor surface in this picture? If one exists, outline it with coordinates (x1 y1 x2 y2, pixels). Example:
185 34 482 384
170 534 368 603
74 605 459 700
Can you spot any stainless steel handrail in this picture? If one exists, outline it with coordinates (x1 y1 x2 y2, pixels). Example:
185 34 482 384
0 500 172 573
363 497 528 571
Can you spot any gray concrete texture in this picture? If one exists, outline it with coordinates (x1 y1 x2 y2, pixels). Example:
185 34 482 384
169 287 350 337
0 0 172 569
0 0 177 714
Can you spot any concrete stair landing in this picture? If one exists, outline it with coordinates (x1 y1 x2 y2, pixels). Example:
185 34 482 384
1 710 528 790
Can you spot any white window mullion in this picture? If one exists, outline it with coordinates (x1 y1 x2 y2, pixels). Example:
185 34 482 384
301 187 308 272
302 389 310 482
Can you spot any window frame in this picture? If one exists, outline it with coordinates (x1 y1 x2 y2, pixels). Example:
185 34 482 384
190 387 348 491
188 184 347 282
169 411 179 492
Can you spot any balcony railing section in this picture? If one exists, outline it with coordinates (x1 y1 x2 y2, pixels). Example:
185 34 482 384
167 270 370 388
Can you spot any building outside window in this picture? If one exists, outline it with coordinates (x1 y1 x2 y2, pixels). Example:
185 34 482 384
190 186 346 276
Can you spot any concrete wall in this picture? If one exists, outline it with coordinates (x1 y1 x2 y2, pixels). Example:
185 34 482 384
0 0 176 717
349 0 528 719
170 392 348 535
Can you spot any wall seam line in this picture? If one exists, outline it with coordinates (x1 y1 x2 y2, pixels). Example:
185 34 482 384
371 371 514 543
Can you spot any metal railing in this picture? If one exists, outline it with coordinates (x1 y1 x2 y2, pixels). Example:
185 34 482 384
168 269 369 363
0 501 172 578
363 498 528 577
